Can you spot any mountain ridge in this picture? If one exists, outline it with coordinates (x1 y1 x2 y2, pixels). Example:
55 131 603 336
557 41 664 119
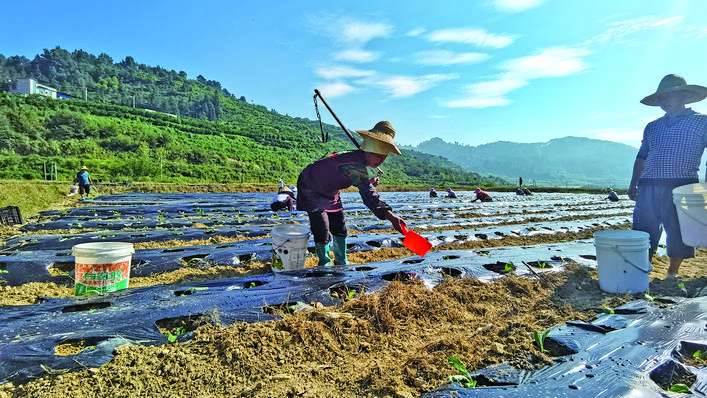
403 136 638 188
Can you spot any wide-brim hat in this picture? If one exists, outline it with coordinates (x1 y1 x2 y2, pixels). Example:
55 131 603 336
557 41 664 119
278 186 292 194
641 74 707 106
80 166 88 171
356 121 402 156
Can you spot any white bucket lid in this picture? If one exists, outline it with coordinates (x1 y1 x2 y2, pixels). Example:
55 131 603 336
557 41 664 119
271 224 310 238
72 242 135 256
593 230 649 243
673 183 707 196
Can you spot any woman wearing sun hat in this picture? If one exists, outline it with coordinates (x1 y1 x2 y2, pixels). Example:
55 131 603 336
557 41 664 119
74 166 93 199
297 121 407 266
628 74 707 278
270 179 296 212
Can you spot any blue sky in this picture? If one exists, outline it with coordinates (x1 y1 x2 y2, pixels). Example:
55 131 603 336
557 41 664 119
2 0 707 149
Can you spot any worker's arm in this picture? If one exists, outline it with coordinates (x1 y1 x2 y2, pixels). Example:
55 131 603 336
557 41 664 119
627 158 645 201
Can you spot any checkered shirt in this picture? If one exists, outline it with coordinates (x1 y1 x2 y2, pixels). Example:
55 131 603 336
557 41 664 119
636 108 707 182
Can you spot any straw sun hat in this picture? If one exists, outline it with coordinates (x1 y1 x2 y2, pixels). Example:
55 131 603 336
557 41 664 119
641 74 707 106
356 121 402 156
80 166 89 171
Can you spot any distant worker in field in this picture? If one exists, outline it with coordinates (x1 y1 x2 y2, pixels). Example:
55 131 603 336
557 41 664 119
270 179 296 212
446 188 457 198
522 187 532 195
297 121 407 267
516 187 524 195
628 74 707 278
472 187 493 202
429 188 438 198
74 166 93 199
606 188 619 202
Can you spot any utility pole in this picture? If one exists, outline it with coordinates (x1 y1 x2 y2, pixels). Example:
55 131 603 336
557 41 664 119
84 87 87 101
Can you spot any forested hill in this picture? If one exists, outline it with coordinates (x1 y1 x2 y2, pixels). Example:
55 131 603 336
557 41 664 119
404 137 637 188
0 47 507 187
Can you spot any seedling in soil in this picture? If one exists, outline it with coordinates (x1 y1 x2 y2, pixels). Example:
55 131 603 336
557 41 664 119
669 384 691 393
0 270 7 274
446 356 477 388
533 329 550 353
644 290 654 302
503 262 514 273
166 326 186 343
346 290 356 300
693 350 702 358
678 282 687 296
537 260 548 269
602 307 615 314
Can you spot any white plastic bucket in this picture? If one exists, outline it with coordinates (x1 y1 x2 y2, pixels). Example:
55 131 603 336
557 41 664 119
672 183 707 248
271 224 310 272
593 230 652 294
72 242 135 296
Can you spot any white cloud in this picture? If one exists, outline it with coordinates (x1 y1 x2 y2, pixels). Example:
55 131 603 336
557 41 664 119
374 74 458 97
585 16 684 46
444 47 589 108
492 0 546 12
444 79 527 108
318 83 355 98
406 28 426 37
334 49 380 63
427 28 514 48
500 47 592 80
338 20 392 45
314 65 375 80
413 50 490 66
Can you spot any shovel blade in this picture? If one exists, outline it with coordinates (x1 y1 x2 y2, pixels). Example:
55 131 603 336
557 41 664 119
403 230 432 257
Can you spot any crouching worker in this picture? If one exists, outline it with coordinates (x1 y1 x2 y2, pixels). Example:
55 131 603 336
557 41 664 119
297 121 407 266
472 187 493 202
270 181 296 211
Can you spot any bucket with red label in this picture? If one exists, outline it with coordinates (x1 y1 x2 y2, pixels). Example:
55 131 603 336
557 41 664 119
72 242 135 296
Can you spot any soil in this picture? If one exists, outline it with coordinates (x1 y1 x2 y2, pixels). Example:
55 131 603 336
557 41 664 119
1 194 706 398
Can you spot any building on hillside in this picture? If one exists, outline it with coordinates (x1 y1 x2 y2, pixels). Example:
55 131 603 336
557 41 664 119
8 78 57 98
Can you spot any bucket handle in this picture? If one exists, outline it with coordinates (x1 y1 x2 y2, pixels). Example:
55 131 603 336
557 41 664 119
609 244 653 273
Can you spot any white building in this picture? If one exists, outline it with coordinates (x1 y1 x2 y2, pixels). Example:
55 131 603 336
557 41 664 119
8 78 57 98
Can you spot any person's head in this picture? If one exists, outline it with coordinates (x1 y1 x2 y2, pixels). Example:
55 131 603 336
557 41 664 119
641 74 707 115
474 188 482 194
356 121 402 167
80 166 88 172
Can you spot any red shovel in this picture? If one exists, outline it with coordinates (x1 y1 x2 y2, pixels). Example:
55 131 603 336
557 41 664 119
401 225 432 257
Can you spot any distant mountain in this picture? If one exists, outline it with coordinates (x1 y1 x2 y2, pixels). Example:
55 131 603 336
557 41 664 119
403 137 638 188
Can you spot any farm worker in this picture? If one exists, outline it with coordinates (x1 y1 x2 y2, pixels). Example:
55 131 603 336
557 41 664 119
429 188 438 198
297 121 407 266
606 188 619 202
74 166 93 199
522 187 532 195
270 180 296 212
446 188 457 198
627 74 707 278
472 187 493 202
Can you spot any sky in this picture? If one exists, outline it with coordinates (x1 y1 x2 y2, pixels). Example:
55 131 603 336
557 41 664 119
2 0 707 149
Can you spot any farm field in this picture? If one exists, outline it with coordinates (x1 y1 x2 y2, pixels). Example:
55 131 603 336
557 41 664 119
1 190 706 398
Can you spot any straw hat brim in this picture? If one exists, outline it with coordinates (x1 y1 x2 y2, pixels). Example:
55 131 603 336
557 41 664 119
355 130 402 155
641 85 707 106
278 187 292 194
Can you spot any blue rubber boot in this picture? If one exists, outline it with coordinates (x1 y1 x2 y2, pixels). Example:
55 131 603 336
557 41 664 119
315 243 332 266
332 235 349 265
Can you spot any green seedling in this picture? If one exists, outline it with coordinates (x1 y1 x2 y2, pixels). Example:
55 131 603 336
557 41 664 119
678 282 687 296
693 350 702 358
533 329 550 353
669 384 691 393
644 290 654 302
112 211 121 216
537 261 548 269
249 282 257 288
0 270 8 274
346 290 356 299
446 356 477 388
189 287 208 292
602 307 615 314
166 326 186 343
503 262 514 273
